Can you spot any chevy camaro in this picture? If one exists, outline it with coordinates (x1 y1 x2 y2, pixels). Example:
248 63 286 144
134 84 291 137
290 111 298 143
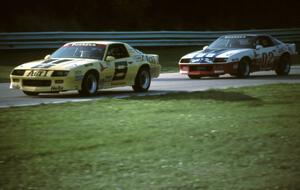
10 41 161 96
179 34 297 79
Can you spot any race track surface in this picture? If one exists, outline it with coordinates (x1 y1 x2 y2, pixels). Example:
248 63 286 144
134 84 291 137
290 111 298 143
1 66 300 108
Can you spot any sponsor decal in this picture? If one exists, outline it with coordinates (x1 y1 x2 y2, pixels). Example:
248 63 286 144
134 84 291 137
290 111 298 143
147 56 156 64
134 55 143 62
27 70 49 77
51 86 63 91
70 43 96 46
261 52 275 67
224 35 247 39
113 61 128 80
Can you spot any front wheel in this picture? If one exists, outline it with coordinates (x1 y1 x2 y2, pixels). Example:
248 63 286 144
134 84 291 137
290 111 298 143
237 58 250 78
275 55 291 76
23 91 39 96
79 72 98 96
132 67 151 92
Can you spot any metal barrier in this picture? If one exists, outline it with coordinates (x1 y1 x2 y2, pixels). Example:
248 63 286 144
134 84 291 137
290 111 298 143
0 28 299 49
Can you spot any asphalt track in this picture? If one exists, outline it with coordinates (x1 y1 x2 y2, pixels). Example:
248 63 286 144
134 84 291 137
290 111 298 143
1 66 300 108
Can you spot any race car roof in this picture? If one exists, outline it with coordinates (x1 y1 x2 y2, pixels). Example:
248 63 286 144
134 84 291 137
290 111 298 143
65 41 126 45
222 34 270 38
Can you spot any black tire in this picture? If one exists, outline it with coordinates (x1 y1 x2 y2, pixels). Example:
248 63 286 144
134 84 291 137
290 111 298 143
23 91 39 96
188 75 201 79
237 58 250 78
275 55 291 76
79 71 98 96
132 67 151 92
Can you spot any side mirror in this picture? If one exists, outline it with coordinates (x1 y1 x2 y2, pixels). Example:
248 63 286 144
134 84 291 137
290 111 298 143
256 45 263 50
202 46 208 50
105 56 115 62
44 54 51 60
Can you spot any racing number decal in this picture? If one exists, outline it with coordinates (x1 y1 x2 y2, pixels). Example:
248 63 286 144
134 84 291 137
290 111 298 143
261 52 274 67
113 61 128 80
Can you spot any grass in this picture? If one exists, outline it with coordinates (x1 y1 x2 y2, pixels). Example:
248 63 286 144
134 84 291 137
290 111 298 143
0 84 300 189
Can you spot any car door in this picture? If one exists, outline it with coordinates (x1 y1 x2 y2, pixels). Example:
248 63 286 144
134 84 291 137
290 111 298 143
255 36 278 70
105 44 134 86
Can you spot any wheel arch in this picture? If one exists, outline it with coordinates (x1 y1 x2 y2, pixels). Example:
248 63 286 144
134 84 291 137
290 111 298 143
84 69 100 81
281 52 291 59
240 56 252 64
138 64 150 71
134 64 150 79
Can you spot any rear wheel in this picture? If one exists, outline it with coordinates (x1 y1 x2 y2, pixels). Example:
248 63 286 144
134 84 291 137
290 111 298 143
188 75 201 79
132 67 151 92
23 91 39 96
237 58 250 78
79 71 98 96
275 55 291 76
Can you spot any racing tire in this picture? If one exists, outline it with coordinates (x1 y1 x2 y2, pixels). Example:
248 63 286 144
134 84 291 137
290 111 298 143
79 71 98 96
132 67 151 92
237 58 250 78
23 91 39 96
275 55 291 76
188 75 201 79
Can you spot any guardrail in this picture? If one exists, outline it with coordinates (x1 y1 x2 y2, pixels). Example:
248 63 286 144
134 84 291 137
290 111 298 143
0 28 300 49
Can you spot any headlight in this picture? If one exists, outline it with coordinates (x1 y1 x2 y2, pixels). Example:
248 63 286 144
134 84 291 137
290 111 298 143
180 58 191 63
213 58 228 63
11 69 26 76
51 70 69 77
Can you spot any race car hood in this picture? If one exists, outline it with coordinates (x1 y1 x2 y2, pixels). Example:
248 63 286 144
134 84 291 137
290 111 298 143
181 48 251 63
14 58 98 70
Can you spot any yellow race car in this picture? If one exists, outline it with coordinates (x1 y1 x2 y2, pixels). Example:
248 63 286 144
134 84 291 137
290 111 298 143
10 41 161 96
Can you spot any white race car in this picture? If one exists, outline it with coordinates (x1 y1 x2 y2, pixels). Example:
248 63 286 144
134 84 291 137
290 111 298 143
179 34 297 79
10 41 160 96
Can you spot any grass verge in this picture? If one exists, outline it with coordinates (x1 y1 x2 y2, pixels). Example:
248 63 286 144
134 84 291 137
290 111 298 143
0 84 300 189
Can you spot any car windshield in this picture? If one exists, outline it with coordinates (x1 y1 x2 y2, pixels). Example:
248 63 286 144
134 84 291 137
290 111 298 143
208 36 255 49
51 43 106 60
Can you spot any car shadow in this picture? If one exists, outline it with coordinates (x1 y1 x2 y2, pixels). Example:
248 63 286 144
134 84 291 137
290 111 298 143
127 90 262 104
35 90 170 99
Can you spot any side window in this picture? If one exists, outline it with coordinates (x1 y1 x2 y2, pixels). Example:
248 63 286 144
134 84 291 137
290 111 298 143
106 44 129 59
256 36 274 47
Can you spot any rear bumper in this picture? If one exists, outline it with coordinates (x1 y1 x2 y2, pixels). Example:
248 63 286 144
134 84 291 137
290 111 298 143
179 62 239 76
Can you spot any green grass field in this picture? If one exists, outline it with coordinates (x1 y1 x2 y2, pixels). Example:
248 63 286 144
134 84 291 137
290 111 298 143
0 84 300 189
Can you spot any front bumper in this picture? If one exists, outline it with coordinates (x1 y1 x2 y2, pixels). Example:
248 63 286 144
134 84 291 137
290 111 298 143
10 75 81 93
179 62 239 76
